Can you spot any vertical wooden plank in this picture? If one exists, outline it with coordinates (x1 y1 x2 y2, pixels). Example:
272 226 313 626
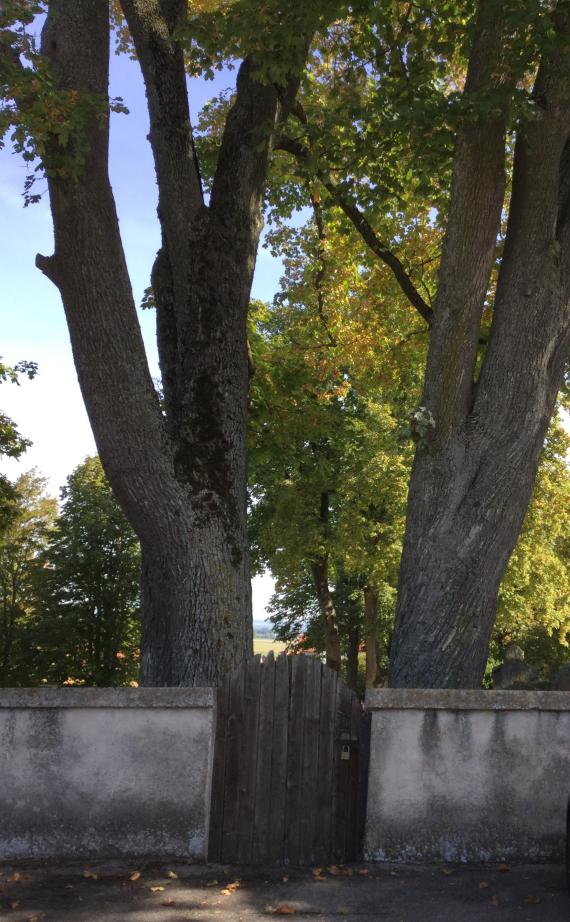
332 680 352 862
346 695 364 861
220 664 245 863
356 709 371 862
267 652 290 865
284 654 307 865
298 657 322 866
237 656 262 863
313 663 337 866
207 679 230 862
252 651 275 864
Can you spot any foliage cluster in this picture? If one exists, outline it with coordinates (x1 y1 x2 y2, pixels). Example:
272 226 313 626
0 458 141 687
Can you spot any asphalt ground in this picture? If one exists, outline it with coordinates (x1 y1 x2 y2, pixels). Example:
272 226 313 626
0 860 568 921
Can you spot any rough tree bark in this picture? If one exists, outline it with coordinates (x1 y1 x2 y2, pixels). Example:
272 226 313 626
36 0 312 685
389 0 570 687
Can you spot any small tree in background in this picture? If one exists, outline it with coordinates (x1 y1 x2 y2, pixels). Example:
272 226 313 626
31 457 141 686
0 471 56 685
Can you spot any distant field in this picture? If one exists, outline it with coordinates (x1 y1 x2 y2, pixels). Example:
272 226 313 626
253 637 287 656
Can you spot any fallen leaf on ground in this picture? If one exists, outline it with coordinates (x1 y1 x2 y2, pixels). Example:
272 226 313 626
311 868 323 877
161 899 176 907
27 915 41 921
327 866 352 876
270 905 297 915
129 871 141 881
491 895 500 907
206 879 219 887
8 900 20 909
220 880 240 895
281 875 289 883
149 885 165 892
479 881 490 889
166 870 178 879
82 871 98 880
497 863 509 873
525 895 541 904
440 868 453 876
358 869 369 876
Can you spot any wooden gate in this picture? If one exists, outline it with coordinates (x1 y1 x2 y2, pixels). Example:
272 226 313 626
208 652 370 866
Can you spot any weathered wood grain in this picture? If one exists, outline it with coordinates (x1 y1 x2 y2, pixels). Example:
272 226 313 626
208 653 370 867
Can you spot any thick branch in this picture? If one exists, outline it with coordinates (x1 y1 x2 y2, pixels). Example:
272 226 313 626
326 181 433 324
420 0 510 445
209 58 293 233
475 0 570 429
275 134 433 324
40 0 178 544
119 0 203 419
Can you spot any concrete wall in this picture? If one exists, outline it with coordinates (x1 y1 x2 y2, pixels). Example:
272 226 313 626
365 689 570 863
0 688 215 860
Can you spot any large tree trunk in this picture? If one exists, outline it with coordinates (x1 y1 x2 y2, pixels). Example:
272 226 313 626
36 0 310 685
390 1 570 688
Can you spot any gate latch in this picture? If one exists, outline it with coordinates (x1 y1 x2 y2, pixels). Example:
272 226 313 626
341 744 350 761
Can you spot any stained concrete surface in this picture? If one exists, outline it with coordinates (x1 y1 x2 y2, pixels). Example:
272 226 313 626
0 691 215 859
366 691 570 862
0 860 567 921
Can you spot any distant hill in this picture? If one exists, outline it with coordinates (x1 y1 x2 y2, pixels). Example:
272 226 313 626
253 619 274 638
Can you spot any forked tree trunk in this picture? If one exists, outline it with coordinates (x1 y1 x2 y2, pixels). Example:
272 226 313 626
36 0 310 684
389 1 570 688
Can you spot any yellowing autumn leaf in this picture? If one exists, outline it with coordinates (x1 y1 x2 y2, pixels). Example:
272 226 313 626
149 885 165 892
129 871 141 881
82 871 98 880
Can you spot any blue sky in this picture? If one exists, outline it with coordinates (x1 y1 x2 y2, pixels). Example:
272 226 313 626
0 37 280 616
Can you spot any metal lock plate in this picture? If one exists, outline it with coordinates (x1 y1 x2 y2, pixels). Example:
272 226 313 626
341 744 350 761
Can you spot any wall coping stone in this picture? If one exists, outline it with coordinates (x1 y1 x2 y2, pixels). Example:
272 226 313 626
365 688 570 711
0 687 215 709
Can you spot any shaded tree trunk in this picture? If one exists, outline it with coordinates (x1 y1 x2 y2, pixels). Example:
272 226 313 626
364 586 380 689
390 1 570 688
36 0 312 685
346 623 360 692
311 558 341 673
310 491 341 672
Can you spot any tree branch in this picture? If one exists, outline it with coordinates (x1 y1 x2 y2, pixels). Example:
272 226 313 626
475 0 570 428
275 134 433 324
419 0 511 444
324 180 433 324
118 0 206 433
39 0 178 543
